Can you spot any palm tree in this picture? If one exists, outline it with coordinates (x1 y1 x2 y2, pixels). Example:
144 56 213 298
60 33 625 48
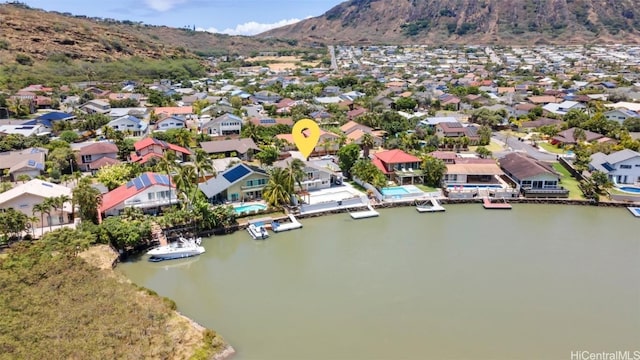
361 133 375 159
32 203 48 233
263 168 293 208
42 198 55 231
173 164 197 208
285 158 306 193
191 148 214 204
56 195 72 225
16 174 31 183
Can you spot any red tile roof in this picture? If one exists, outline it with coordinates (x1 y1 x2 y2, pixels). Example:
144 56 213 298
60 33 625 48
371 156 390 175
100 172 173 213
79 142 119 156
88 157 120 170
373 149 420 164
134 137 191 155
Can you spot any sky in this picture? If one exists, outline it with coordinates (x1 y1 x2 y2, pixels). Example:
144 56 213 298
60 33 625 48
20 0 344 35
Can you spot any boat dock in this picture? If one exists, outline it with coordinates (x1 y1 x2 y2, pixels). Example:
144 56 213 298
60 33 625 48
416 198 446 213
482 197 512 209
272 214 303 232
627 207 640 217
349 205 379 219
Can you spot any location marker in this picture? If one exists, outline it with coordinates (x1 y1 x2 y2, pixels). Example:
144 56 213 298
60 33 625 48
292 118 320 159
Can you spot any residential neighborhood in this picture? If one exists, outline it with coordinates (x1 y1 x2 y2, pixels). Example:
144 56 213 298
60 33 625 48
1 44 640 243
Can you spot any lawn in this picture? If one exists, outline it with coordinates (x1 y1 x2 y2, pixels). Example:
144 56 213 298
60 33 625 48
469 139 504 154
538 141 567 155
552 162 583 199
415 184 440 193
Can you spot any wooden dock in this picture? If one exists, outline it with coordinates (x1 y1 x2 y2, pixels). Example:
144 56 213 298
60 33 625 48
349 205 380 219
482 197 512 210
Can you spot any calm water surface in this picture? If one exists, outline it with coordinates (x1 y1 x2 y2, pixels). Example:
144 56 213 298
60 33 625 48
118 205 640 360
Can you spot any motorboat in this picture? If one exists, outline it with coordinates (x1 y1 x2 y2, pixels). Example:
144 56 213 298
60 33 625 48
247 223 269 240
147 236 205 262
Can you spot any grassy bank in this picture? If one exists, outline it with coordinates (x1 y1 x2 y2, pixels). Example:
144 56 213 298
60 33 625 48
0 241 228 359
552 162 583 199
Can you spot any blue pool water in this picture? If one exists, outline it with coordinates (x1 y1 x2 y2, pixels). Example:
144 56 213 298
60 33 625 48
234 204 267 214
619 186 640 194
380 187 410 196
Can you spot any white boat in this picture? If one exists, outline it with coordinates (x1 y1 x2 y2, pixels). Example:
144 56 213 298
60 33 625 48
272 214 303 233
247 223 269 240
147 236 205 262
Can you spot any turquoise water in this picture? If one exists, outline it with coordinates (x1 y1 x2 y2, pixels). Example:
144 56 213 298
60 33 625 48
380 186 410 196
619 186 640 194
233 204 267 214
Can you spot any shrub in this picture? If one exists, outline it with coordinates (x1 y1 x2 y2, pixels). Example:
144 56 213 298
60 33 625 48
15 54 33 66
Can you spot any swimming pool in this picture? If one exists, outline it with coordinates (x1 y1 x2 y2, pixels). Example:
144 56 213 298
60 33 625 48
380 185 424 197
234 204 267 214
618 186 640 194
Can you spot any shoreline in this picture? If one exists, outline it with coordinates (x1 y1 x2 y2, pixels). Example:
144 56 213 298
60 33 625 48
83 245 236 360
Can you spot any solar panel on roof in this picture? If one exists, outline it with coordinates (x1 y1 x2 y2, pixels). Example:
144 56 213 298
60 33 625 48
222 164 250 183
140 173 151 187
28 159 35 166
133 178 143 190
126 180 134 188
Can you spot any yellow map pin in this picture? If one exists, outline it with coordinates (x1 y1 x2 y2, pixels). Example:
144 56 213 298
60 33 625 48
292 119 320 159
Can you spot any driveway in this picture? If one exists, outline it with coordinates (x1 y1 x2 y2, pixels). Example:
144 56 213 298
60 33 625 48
492 133 557 161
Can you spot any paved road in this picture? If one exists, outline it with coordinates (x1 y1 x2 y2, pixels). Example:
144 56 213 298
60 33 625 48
492 133 557 162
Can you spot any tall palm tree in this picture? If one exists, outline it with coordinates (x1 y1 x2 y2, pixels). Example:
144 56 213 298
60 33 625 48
361 133 375 159
191 149 214 204
286 158 306 193
173 164 197 208
42 198 55 231
32 203 48 233
56 195 72 225
263 168 292 208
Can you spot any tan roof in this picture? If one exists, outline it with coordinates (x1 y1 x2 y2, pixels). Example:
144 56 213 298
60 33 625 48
446 163 504 175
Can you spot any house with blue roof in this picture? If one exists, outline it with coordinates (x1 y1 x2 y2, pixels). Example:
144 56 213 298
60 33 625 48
604 109 639 125
589 149 640 185
107 115 149 137
198 163 269 203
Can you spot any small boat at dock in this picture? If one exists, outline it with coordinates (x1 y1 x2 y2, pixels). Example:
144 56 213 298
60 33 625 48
247 222 269 240
147 236 205 262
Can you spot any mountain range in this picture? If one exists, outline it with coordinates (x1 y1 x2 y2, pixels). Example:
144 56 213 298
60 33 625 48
261 0 640 45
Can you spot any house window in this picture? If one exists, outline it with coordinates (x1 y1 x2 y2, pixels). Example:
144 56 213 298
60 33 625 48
521 180 532 187
82 155 92 163
620 165 632 169
148 192 155 201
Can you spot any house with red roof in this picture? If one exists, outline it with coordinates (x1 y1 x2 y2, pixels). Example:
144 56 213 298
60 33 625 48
76 142 120 173
100 172 176 218
372 149 423 185
130 138 191 165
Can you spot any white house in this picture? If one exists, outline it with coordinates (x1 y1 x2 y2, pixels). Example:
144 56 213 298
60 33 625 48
589 149 640 185
154 116 187 132
107 115 149 137
0 179 73 229
604 109 638 125
200 113 242 136
542 101 586 116
100 172 177 217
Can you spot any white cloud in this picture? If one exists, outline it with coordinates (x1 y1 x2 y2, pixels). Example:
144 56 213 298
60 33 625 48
144 0 188 12
197 18 303 36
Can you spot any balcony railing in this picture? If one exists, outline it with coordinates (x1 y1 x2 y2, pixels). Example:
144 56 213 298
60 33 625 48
241 184 266 190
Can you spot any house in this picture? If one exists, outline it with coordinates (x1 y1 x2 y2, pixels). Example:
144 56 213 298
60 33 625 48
0 179 73 229
201 113 242 136
154 116 187 132
130 137 191 164
76 142 119 173
551 128 607 146
80 99 111 114
154 106 194 119
428 151 457 164
0 124 48 137
346 129 384 147
253 90 282 104
542 100 586 116
604 109 639 125
100 172 176 218
589 149 640 185
276 129 340 156
518 117 563 131
248 117 294 127
107 115 149 137
499 152 568 198
273 157 333 192
443 159 504 187
371 149 423 185
0 148 47 181
198 163 269 203
200 138 259 160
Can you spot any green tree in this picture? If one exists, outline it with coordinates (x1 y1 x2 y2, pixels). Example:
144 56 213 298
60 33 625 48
16 174 31 183
96 163 135 191
337 143 361 177
255 145 279 166
99 216 150 250
350 159 386 188
72 178 101 224
623 117 640 132
40 227 95 254
394 97 417 111
0 181 12 193
361 133 375 159
59 130 79 143
477 125 492 146
263 167 293 208
32 202 48 231
475 146 493 159
0 208 29 242
421 155 446 187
